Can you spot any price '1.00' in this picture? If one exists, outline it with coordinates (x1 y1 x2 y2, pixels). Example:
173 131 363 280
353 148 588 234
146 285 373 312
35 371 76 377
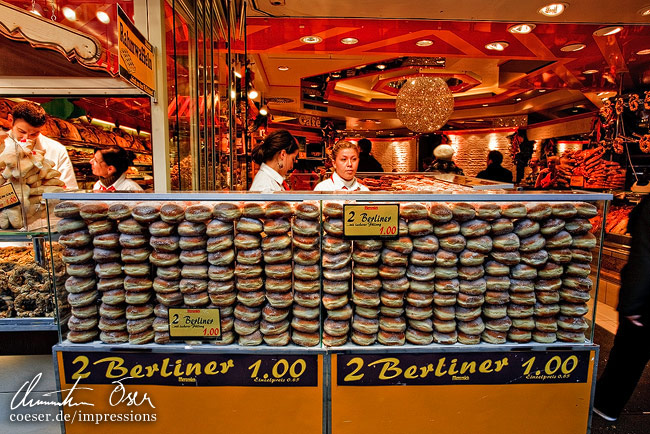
248 359 307 380
379 225 397 235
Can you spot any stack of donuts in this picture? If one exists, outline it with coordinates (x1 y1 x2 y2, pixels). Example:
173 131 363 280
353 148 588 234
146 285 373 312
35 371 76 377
558 205 598 342
349 236 382 346
321 202 352 346
291 202 321 347
120 204 156 344
207 202 239 345
178 204 212 312
232 202 265 345
150 202 185 344
260 201 293 346
55 202 98 343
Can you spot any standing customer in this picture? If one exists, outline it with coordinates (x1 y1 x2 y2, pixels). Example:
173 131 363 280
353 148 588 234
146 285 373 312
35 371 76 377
356 138 384 173
594 194 650 421
430 144 464 175
476 150 513 183
91 146 143 191
314 140 369 191
249 129 299 192
4 102 77 189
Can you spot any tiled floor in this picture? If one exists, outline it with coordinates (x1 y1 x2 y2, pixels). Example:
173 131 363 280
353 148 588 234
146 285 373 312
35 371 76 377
595 301 619 334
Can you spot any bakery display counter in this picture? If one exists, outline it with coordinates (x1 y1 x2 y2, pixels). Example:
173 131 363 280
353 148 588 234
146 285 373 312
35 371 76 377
357 172 514 191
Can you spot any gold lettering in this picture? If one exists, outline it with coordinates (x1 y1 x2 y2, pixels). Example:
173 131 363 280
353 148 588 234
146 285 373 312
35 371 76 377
145 364 159 377
160 358 174 377
494 358 509 372
435 358 448 377
173 360 184 377
419 364 434 378
97 357 128 379
220 360 235 374
448 358 459 376
205 361 219 375
186 363 202 376
130 365 144 378
368 358 402 380
404 365 418 379
460 361 476 375
479 360 494 373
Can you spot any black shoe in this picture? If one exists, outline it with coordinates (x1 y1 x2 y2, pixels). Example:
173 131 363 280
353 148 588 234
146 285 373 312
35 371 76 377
593 407 617 422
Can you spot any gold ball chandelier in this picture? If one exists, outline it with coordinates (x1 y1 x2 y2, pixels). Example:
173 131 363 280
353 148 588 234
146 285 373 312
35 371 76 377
396 76 454 133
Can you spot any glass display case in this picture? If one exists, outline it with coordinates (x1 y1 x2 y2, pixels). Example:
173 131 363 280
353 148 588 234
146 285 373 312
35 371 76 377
44 190 610 348
357 172 515 191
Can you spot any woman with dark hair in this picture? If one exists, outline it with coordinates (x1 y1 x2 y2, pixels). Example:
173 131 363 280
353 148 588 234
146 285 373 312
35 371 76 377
249 129 299 192
90 146 143 191
314 140 368 191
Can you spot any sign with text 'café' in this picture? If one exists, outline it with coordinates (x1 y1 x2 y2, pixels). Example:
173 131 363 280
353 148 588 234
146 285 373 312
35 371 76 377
117 6 155 97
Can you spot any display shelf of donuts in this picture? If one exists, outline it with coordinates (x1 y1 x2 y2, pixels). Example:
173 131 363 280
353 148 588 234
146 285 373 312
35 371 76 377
46 192 608 348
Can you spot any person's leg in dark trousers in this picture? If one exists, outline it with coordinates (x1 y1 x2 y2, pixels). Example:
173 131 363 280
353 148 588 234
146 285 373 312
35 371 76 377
594 315 650 418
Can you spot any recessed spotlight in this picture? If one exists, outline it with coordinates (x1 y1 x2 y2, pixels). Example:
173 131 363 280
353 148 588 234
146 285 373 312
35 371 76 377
593 26 623 37
331 73 341 78
539 89 547 92
259 107 268 116
300 35 322 44
62 7 76 21
538 3 568 17
638 5 650 15
582 69 599 74
277 65 289 71
378 108 383 111
323 100 329 104
234 71 242 78
340 37 359 45
308 94 316 97
376 64 386 70
310 84 319 88
485 41 509 51
96 11 110 24
416 39 434 47
482 104 489 107
508 23 536 34
248 89 259 99
560 43 586 52
637 48 650 55
515 97 522 101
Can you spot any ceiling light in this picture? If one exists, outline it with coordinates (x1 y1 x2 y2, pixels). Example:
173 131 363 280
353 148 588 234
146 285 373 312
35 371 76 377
323 100 329 104
508 23 536 34
582 69 599 74
515 98 522 101
310 84 319 88
248 89 259 99
482 104 489 107
376 64 386 70
539 89 547 92
300 35 322 44
230 90 236 99
234 71 242 78
593 26 623 37
30 9 41 16
331 73 341 78
377 108 383 111
538 3 568 17
259 106 268 116
597 92 607 96
638 5 650 15
340 37 359 45
96 11 110 24
277 65 289 71
308 93 316 97
416 40 434 47
62 7 76 21
637 48 650 55
485 41 509 51
560 43 586 52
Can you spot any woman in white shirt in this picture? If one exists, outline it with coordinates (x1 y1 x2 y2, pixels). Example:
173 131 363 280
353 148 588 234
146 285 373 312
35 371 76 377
314 140 369 192
91 146 143 191
249 129 299 192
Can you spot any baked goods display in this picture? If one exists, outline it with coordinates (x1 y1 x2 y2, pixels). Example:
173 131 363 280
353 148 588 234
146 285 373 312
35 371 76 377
358 175 474 192
558 148 626 189
50 198 601 347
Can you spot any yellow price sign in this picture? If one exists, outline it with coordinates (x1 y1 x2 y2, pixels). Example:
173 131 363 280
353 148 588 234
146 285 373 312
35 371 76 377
343 204 399 239
169 308 221 339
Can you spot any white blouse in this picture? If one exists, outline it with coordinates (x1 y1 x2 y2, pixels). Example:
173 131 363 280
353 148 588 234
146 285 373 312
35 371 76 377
93 173 143 191
249 163 287 193
314 171 369 191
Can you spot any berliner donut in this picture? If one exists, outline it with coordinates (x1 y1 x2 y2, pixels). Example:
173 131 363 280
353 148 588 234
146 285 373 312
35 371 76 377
434 279 459 294
457 331 481 345
152 317 169 333
236 291 265 307
320 236 348 254
557 330 586 343
124 275 153 292
293 235 319 251
291 331 320 347
565 219 593 235
234 305 262 322
490 218 514 236
208 291 236 307
532 331 556 344
566 263 591 278
381 249 408 267
458 266 484 281
381 306 405 317
68 330 98 343
458 317 485 335
571 249 593 264
352 249 381 265
409 318 434 333
509 279 535 293
126 304 154 320
101 289 125 305
575 202 598 218
535 317 558 332
434 330 458 345
262 201 291 219
466 236 493 254
322 252 352 269
535 291 560 304
353 278 381 293
514 219 541 239
149 221 175 237
206 219 234 237
484 291 509 304
351 291 379 308
324 318 350 337
572 233 597 250
261 305 289 323
94 262 122 279
400 202 429 220
159 202 185 223
519 233 546 253
409 250 437 267
234 233 261 250
264 218 291 235
125 290 153 305
521 250 548 268
433 293 457 306
534 302 560 317
455 306 482 321
545 231 573 249
62 247 93 264
481 329 507 344
181 264 209 279
68 316 98 332
411 235 439 254
235 248 262 265
80 203 109 221
433 221 460 237
439 235 466 253
377 330 406 346
263 330 291 346
266 278 293 293
507 327 532 343
406 265 436 281
540 218 566 237
525 203 552 221
325 305 351 322
157 291 183 307
211 202 241 222
485 316 512 332
54 201 81 219
87 220 115 236
406 328 433 345
57 218 87 235
92 248 120 264
235 277 264 292
121 248 151 263
179 249 208 265
408 219 434 236
434 266 458 280
150 236 180 252
294 264 320 280
476 203 501 221
206 235 234 253
130 204 159 224
323 293 349 310
460 219 491 238
511 264 537 280
459 278 487 295
538 262 564 279
236 217 263 234
294 279 321 293
509 292 536 305
378 265 406 280
484 260 510 276
182 204 211 222
486 276 511 291
450 202 476 222
380 291 405 308
433 306 456 321
355 239 383 251
59 231 92 248
482 303 507 319
560 288 591 303
557 315 588 331
123 263 150 277
99 317 126 331
559 302 589 317
292 249 319 265
548 248 573 264
383 237 413 255
99 303 126 319
534 278 562 292
323 219 344 236
501 203 527 219
492 233 520 252
179 235 207 250
511 316 535 330
459 250 486 267
295 202 319 220
351 331 377 346
293 305 320 321
506 304 534 318
292 218 320 237
238 330 263 346
457 292 484 308
117 218 145 235
323 333 348 347
550 202 577 219
323 201 343 218
150 251 180 267
265 264 292 279
428 203 453 223
353 265 379 280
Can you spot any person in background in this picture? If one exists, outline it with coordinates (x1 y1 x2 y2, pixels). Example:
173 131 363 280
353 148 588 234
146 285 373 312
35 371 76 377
3 102 77 189
356 138 384 173
91 146 143 191
249 129 299 192
314 140 369 191
430 144 464 174
289 159 319 190
534 156 559 189
593 194 650 422
422 157 434 172
476 150 513 183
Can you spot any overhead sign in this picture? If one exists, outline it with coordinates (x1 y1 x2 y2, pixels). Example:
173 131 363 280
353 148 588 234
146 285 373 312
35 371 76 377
117 6 155 97
299 114 320 127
